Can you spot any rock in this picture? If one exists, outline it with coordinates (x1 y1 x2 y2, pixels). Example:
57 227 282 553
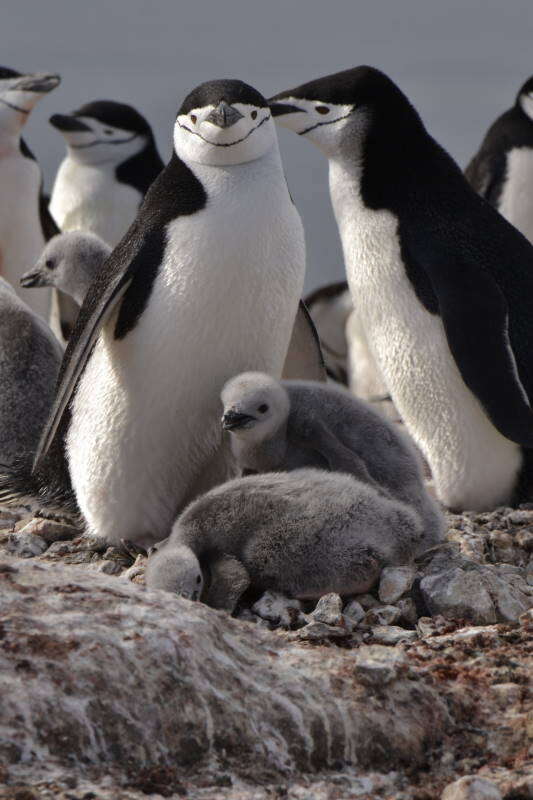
5 532 48 558
515 529 533 551
309 593 343 626
0 557 447 786
295 621 349 641
397 596 419 627
441 775 502 799
416 615 452 637
122 555 146 583
421 568 497 624
99 560 123 575
370 625 418 645
508 510 533 525
251 590 304 628
378 565 416 603
355 593 380 610
17 517 80 544
353 644 407 686
343 599 365 626
363 604 401 626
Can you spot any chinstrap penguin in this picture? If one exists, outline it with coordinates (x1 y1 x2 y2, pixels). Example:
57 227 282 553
0 277 62 471
0 66 60 320
270 66 533 510
145 468 425 611
21 231 112 306
221 372 443 549
465 75 533 244
49 100 164 247
16 79 305 546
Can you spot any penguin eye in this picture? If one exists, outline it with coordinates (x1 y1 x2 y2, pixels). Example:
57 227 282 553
190 114 197 124
316 106 330 115
45 259 54 270
196 575 202 584
258 404 269 414
103 129 114 135
251 110 258 120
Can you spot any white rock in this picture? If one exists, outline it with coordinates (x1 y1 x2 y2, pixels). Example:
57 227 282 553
378 566 416 603
296 621 349 641
371 626 418 645
18 517 79 544
420 568 497 625
5 532 48 558
252 590 302 628
441 775 502 799
363 605 401 626
354 644 406 686
310 593 343 626
343 600 365 626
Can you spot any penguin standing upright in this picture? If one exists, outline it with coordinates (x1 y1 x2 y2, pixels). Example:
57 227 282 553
14 79 305 546
465 75 533 243
49 100 164 247
0 67 60 319
270 66 533 511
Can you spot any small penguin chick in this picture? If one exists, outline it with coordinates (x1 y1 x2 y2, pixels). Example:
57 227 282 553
145 468 425 609
21 231 111 306
221 372 444 550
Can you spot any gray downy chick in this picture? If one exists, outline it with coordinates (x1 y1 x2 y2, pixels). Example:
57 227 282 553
145 468 424 610
21 230 111 306
0 276 62 468
221 372 444 551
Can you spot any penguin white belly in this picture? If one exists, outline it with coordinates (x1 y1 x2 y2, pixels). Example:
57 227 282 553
498 147 533 245
330 164 521 510
67 180 304 544
0 154 49 318
50 159 141 246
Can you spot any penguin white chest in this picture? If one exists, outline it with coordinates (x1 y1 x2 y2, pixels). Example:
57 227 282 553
50 159 141 246
68 165 305 544
498 147 533 244
329 161 521 510
0 153 48 317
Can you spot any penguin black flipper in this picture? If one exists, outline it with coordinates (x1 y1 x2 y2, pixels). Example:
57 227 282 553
404 230 533 447
34 154 207 469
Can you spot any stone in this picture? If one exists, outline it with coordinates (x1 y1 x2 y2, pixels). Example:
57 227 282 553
420 568 497 624
295 621 349 641
363 604 401 626
370 626 418 645
309 593 343 626
353 644 406 686
99 560 123 575
5 532 48 558
17 517 80 544
441 775 502 799
343 599 365 626
0 557 447 786
397 596 419 627
515 529 533 551
378 566 416 603
508 510 533 525
355 593 380 610
251 590 303 628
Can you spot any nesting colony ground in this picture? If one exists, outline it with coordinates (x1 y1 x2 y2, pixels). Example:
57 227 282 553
0 503 531 800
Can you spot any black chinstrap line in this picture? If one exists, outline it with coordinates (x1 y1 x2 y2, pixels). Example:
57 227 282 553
69 132 139 149
178 112 270 148
0 98 30 114
299 111 352 136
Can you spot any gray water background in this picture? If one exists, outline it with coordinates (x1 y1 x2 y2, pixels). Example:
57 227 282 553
3 0 533 291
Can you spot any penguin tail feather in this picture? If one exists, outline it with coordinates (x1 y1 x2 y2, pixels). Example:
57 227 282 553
0 458 78 518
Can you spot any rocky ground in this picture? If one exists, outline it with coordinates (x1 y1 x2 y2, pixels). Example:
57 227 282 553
0 504 531 799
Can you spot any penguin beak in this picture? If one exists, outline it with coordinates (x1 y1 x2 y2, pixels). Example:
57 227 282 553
206 101 244 129
49 113 92 132
15 73 61 94
221 410 257 430
20 269 46 288
269 102 306 117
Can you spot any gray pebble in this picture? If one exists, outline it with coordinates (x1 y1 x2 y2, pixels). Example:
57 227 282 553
363 605 401 626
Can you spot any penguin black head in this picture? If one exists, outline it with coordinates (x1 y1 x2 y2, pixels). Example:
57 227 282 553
517 75 533 122
269 66 421 156
0 66 60 128
50 100 155 165
174 79 276 166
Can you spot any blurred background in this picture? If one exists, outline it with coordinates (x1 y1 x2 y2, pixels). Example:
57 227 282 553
3 0 532 291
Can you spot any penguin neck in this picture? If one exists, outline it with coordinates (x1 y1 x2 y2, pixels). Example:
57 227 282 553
0 124 23 157
186 144 285 201
234 424 288 472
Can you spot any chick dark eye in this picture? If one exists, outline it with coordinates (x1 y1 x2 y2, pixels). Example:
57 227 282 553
196 575 202 584
190 114 197 124
45 259 54 270
251 110 257 120
316 105 330 115
258 404 269 414
104 128 114 135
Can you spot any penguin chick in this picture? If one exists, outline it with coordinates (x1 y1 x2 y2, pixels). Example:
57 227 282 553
145 468 425 610
221 372 444 551
21 231 111 306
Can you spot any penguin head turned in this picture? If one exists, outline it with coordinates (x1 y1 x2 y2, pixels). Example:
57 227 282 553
221 372 290 446
0 66 59 134
145 543 204 602
174 79 276 166
50 100 153 166
269 66 422 158
517 76 533 122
